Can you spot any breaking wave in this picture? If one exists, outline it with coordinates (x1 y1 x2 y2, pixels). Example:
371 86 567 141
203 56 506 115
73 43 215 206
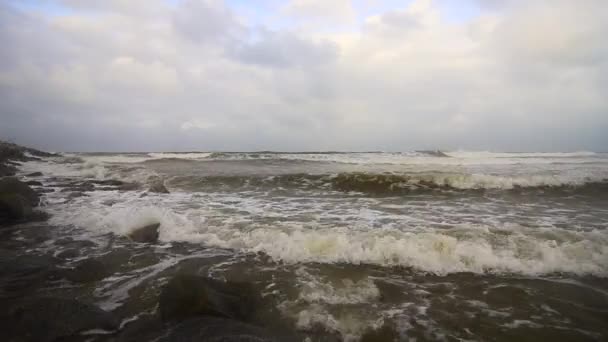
168 172 608 194
48 203 608 277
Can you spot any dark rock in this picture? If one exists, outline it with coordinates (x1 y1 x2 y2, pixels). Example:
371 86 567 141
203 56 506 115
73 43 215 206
35 188 55 194
159 274 257 322
2 297 118 342
25 180 43 186
0 251 59 300
57 248 80 259
65 259 110 283
54 237 74 245
148 180 169 194
67 191 87 200
157 317 280 342
28 210 50 222
0 163 17 177
26 172 43 177
0 177 39 206
128 222 160 243
0 193 32 220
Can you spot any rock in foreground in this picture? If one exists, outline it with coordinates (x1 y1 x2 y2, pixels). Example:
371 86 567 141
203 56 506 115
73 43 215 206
158 317 280 342
159 274 257 322
128 222 160 243
2 297 118 342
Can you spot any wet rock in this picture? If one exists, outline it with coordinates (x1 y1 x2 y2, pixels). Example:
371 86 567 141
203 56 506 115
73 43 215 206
35 188 55 194
57 248 80 259
28 210 50 222
0 193 32 221
119 182 140 191
0 163 17 177
128 222 160 243
65 259 111 283
26 172 43 177
2 297 118 342
0 177 39 206
25 180 43 186
148 180 169 194
159 274 257 322
54 237 74 245
0 251 59 300
67 191 87 200
157 317 280 342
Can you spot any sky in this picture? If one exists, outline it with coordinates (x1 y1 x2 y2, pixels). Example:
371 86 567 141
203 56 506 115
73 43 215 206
0 0 606 152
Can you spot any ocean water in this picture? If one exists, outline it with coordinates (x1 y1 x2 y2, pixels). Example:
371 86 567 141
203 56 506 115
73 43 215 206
18 151 608 341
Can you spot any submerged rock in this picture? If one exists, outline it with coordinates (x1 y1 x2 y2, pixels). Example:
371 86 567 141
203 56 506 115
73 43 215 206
2 297 118 342
65 258 111 283
159 274 257 322
0 251 59 300
157 317 280 342
25 180 43 186
148 180 169 194
128 222 160 243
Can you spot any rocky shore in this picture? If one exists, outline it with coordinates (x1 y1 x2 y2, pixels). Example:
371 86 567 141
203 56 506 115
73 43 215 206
0 142 310 342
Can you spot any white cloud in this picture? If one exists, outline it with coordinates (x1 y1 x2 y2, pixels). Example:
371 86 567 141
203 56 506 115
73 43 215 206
283 0 356 25
0 0 606 151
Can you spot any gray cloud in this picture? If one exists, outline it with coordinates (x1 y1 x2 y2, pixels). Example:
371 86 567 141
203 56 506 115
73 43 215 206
0 0 607 152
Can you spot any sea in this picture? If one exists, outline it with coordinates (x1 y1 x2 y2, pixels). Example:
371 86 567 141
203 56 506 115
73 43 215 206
17 150 608 341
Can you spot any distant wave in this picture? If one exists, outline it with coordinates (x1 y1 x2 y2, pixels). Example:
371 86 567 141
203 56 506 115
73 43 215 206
168 171 608 194
58 150 606 166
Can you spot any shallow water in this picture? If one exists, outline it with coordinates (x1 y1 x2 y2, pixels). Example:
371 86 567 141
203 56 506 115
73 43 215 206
17 151 608 341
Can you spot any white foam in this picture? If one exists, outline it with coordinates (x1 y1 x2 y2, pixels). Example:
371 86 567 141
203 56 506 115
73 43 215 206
297 274 380 305
47 199 608 277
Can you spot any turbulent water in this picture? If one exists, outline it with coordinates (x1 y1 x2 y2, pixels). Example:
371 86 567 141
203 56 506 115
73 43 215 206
18 151 608 341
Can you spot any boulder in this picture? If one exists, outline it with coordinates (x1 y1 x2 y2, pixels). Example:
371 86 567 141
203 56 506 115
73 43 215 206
0 193 32 220
128 223 160 243
2 297 118 342
148 180 169 194
0 177 39 206
159 274 257 322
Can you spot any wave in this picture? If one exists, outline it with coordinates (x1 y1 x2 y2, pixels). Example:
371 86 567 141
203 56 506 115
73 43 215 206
168 171 608 194
47 204 608 277
56 151 607 166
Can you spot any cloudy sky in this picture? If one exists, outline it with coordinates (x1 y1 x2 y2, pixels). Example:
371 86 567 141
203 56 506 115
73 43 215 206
1 0 606 152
